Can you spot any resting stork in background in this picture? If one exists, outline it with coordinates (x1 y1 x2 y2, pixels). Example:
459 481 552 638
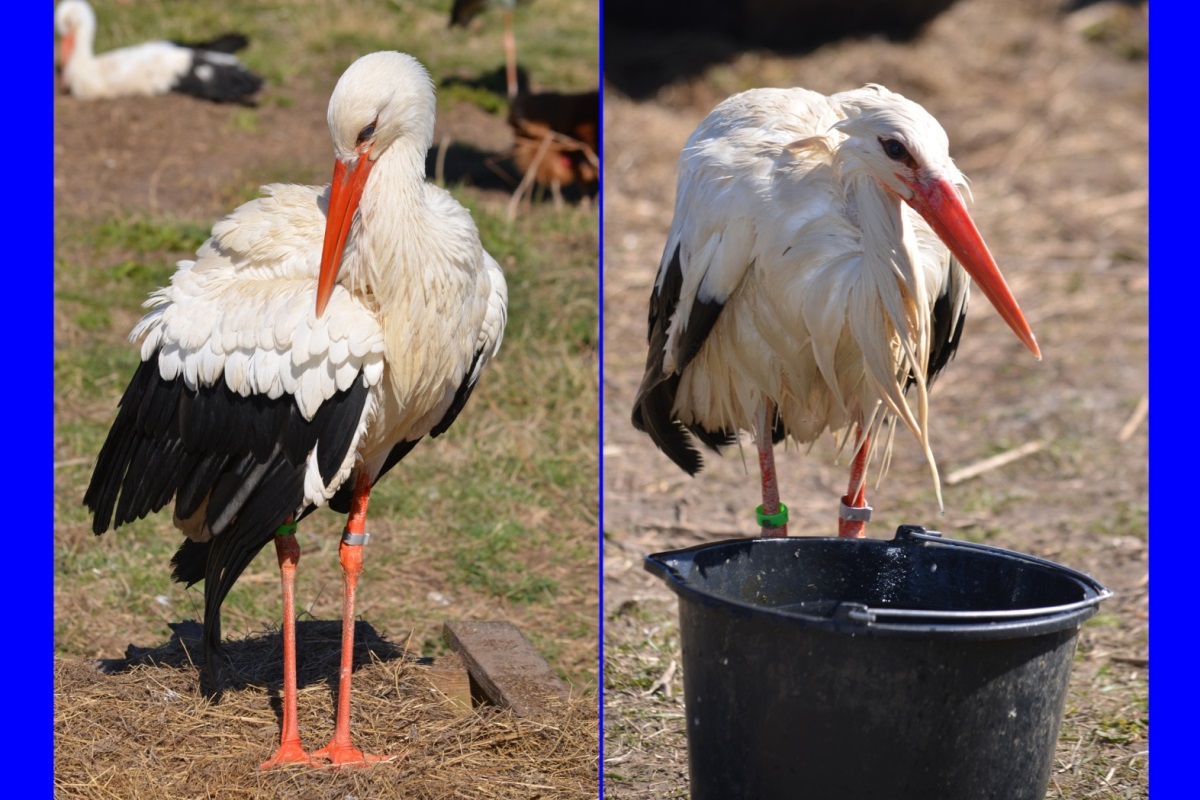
55 0 263 103
631 84 1040 539
85 51 508 768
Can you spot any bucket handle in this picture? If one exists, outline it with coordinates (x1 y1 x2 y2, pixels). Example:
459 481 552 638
895 526 1114 602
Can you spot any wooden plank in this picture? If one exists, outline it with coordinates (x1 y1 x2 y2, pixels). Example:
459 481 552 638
420 651 473 715
442 621 570 718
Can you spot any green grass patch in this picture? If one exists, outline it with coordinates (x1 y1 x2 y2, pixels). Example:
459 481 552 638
82 0 599 97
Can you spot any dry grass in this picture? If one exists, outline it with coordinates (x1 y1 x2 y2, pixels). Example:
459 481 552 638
55 624 597 799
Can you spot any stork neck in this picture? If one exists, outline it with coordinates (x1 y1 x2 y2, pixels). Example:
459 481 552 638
850 174 920 280
70 11 96 61
351 142 466 308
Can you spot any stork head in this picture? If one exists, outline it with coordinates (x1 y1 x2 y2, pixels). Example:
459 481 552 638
832 85 1040 359
316 52 437 317
55 0 95 67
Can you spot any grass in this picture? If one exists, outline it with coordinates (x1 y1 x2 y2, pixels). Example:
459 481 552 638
602 599 689 799
54 0 600 701
84 0 599 98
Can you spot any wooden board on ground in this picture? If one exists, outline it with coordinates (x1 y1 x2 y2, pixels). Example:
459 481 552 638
421 651 474 715
443 620 571 718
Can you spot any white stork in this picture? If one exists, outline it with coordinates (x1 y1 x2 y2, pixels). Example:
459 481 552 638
85 51 508 768
55 0 263 103
632 84 1040 538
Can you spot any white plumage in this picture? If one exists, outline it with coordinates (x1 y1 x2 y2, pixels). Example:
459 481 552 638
633 84 1039 537
55 0 262 103
86 51 507 766
122 58 505 530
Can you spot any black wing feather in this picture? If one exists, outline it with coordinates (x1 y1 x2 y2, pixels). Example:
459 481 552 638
909 263 969 392
631 242 735 475
85 353 370 696
172 52 263 105
170 33 250 54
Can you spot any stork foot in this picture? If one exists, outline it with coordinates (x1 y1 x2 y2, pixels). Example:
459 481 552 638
311 741 395 768
258 740 313 769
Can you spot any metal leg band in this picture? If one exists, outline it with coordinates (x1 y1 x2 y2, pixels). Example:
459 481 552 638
839 501 873 522
341 531 370 546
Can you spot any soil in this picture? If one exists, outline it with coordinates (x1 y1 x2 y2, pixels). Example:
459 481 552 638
54 70 522 226
601 0 1147 797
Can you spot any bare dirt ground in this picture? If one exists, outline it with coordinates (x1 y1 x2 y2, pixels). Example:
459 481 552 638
602 0 1147 797
53 72 523 226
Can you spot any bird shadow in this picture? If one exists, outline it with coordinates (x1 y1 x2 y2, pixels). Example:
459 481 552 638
604 0 959 99
424 140 515 192
96 619 419 723
423 141 597 206
441 65 531 98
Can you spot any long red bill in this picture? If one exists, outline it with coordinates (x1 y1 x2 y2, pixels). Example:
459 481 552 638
61 32 75 68
906 175 1041 360
315 153 374 317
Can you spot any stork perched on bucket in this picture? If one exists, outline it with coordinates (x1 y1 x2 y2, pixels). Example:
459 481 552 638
631 84 1040 538
84 51 508 767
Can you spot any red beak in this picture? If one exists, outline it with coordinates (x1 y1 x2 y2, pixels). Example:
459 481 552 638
905 175 1041 359
60 32 75 68
316 152 374 317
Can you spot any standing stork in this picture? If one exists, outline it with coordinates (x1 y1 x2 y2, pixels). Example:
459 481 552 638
84 51 508 768
632 85 1040 539
55 0 263 103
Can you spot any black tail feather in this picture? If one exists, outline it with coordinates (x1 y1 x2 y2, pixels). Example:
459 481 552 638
632 376 706 476
173 52 263 105
173 33 251 54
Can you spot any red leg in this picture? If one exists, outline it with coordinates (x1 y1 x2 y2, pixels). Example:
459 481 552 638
503 11 518 98
756 398 788 537
260 522 312 768
838 429 872 538
311 472 393 767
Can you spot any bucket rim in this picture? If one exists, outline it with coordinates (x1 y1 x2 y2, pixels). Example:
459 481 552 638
643 526 1113 639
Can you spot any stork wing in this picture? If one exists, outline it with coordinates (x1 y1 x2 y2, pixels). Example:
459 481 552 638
83 184 391 684
631 166 759 474
85 182 387 544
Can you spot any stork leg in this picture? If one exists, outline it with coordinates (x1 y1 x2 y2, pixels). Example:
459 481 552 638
551 178 564 212
260 520 312 768
838 428 872 538
311 472 392 767
503 10 518 99
756 398 788 537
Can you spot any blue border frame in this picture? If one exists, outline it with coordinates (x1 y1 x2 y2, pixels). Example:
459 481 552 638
1149 4 1180 796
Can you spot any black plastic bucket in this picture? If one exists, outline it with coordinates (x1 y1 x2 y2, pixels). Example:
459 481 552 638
644 526 1111 800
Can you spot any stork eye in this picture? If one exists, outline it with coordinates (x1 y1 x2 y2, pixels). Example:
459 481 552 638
880 138 911 162
356 122 376 145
